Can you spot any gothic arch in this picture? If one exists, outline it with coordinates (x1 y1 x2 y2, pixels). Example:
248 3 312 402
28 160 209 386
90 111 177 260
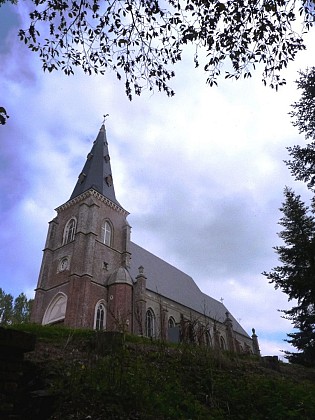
220 335 226 350
63 217 77 245
101 219 113 246
145 308 156 338
94 300 107 330
42 292 67 325
168 316 176 328
205 330 212 347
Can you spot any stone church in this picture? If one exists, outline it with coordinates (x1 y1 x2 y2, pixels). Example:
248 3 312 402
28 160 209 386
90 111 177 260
31 125 260 355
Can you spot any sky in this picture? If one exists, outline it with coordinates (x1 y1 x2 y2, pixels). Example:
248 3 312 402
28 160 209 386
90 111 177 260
1 1 315 359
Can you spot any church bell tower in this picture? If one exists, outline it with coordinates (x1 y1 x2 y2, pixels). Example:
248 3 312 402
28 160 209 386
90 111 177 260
31 125 133 331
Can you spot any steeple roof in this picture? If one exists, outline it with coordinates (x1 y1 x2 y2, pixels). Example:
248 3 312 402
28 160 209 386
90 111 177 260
70 125 120 205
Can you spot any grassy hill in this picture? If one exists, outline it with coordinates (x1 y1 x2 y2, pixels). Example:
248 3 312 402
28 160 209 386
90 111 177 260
8 324 315 419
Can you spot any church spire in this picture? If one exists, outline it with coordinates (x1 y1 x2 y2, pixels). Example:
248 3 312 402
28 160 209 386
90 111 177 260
70 124 119 204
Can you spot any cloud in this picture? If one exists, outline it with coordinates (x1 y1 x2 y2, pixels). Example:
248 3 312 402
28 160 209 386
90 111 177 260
259 337 292 360
1 4 315 358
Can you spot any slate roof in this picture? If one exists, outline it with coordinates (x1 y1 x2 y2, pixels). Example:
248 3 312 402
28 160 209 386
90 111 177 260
70 125 121 206
129 242 250 338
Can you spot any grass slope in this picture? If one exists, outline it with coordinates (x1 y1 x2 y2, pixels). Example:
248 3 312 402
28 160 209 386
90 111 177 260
11 324 315 419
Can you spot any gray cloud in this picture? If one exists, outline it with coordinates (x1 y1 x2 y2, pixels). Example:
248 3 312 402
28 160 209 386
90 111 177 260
1 5 315 357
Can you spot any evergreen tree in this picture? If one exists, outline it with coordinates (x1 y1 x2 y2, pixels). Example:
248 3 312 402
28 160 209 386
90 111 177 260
289 67 315 142
286 67 315 190
263 188 315 366
264 66 315 365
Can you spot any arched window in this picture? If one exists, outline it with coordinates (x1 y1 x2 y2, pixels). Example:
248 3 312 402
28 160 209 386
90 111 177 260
42 293 67 325
145 308 155 338
220 336 226 350
168 316 176 329
101 220 112 246
63 218 76 244
205 331 212 347
94 302 106 331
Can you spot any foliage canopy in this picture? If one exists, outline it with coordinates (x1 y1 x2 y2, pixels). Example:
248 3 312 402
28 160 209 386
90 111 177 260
0 288 33 325
0 107 9 125
18 0 315 100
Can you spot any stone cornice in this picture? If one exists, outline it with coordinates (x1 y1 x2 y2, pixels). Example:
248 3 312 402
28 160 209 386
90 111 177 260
35 280 69 292
55 188 129 216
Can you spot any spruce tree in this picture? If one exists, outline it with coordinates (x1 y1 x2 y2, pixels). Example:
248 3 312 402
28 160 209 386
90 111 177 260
286 67 315 191
264 67 315 366
263 188 315 366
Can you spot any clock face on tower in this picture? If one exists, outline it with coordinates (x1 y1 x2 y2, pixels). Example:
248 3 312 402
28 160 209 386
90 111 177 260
59 257 69 272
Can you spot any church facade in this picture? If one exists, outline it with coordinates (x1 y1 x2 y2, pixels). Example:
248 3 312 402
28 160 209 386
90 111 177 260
31 125 260 355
